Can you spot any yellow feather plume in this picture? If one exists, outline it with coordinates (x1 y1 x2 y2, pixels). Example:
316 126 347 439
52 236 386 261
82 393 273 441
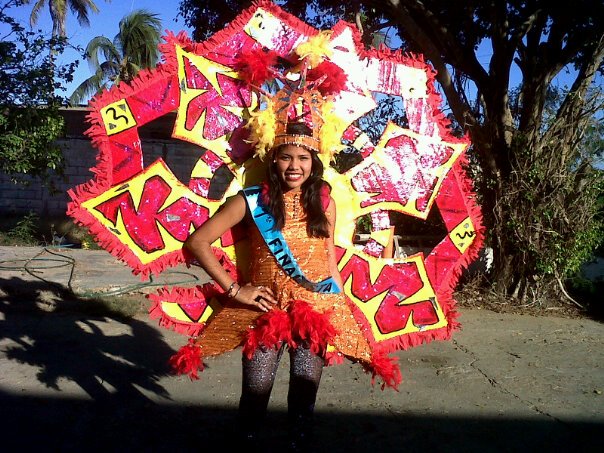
246 97 276 160
319 101 347 162
295 30 333 68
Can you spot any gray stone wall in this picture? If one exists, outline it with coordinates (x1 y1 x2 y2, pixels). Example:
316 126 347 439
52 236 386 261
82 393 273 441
0 109 203 217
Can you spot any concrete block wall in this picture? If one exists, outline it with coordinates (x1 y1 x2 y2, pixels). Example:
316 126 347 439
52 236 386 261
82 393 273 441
0 109 206 218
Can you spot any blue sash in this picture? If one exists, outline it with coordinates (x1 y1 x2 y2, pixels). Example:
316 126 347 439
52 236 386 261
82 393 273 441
243 186 340 294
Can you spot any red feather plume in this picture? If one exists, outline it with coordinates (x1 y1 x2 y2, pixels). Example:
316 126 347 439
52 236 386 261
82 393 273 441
366 351 403 391
307 61 348 96
234 48 279 86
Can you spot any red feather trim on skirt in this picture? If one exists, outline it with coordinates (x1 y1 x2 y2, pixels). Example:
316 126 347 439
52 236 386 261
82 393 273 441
365 351 403 391
169 338 204 380
242 309 292 359
289 300 338 355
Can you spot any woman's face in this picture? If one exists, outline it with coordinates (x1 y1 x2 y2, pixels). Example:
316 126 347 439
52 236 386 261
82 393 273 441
274 145 313 192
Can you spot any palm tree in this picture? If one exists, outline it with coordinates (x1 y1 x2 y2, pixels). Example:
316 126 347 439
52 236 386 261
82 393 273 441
26 0 102 39
69 9 162 105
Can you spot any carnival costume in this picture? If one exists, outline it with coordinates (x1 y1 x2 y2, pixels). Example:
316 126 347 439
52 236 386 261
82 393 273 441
175 184 395 376
67 1 485 392
171 82 403 387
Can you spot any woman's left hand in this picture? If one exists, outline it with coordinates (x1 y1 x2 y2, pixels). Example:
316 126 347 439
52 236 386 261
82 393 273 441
233 283 277 312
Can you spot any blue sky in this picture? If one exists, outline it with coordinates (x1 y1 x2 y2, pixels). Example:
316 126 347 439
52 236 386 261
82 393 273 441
7 1 193 96
6 1 594 103
9 0 510 100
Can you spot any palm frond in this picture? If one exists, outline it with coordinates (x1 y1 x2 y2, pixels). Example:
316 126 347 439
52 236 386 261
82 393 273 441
99 60 120 80
69 68 107 105
68 0 100 27
116 9 162 69
85 35 118 71
28 0 47 27
79 8 163 90
49 0 67 37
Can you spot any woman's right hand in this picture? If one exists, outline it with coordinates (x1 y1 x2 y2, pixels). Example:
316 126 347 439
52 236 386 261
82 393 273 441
233 283 278 312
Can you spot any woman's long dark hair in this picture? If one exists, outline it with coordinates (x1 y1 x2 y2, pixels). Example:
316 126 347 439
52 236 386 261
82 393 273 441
266 123 330 238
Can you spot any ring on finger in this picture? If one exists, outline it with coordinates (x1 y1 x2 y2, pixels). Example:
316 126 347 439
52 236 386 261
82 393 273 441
254 295 263 302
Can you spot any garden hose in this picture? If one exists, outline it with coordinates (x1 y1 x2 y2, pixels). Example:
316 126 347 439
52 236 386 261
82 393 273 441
0 247 201 299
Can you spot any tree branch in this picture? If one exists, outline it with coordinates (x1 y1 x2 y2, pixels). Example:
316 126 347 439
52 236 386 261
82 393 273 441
543 33 604 145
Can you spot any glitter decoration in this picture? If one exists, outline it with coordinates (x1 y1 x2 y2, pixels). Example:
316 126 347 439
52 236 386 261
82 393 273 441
67 1 484 378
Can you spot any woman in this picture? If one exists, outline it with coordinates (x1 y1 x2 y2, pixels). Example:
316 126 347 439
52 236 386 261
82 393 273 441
181 122 399 446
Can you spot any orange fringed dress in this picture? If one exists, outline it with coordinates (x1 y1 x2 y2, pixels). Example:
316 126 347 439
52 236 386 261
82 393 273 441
176 189 402 388
196 190 373 364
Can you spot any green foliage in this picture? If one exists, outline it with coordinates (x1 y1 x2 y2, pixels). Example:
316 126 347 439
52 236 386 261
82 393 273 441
0 0 77 185
355 214 371 234
497 115 604 288
0 1 77 104
500 86 604 294
6 212 40 245
0 107 65 182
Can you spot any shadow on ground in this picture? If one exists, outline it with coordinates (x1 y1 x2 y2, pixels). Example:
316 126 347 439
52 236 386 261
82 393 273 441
0 391 601 452
0 277 173 402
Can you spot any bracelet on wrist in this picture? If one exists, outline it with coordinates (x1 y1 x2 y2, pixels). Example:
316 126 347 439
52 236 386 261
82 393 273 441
232 285 241 299
225 281 238 298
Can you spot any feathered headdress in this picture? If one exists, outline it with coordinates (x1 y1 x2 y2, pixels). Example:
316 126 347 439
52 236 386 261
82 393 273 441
240 30 348 163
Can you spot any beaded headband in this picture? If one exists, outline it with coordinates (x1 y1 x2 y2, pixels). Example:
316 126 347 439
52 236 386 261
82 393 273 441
273 134 320 152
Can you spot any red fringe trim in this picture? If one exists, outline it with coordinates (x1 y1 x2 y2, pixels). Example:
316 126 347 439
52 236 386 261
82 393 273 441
169 338 204 380
342 290 455 356
365 351 402 391
428 155 485 338
242 309 292 359
67 188 187 278
177 0 318 60
158 31 196 72
64 1 484 363
147 283 223 336
289 300 337 355
148 298 205 337
329 19 469 147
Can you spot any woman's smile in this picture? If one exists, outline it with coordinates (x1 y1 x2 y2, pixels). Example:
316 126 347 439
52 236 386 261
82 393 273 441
285 172 303 181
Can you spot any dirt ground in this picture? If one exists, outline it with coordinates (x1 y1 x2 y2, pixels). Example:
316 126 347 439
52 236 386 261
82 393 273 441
1 246 602 452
